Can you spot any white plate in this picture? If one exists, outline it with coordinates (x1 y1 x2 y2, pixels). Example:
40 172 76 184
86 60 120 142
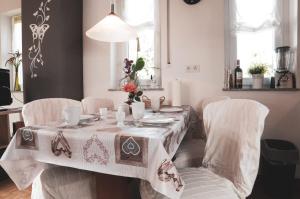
80 115 95 120
141 118 175 124
160 107 184 113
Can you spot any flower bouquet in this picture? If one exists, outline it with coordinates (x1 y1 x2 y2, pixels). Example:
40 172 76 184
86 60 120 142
122 57 145 105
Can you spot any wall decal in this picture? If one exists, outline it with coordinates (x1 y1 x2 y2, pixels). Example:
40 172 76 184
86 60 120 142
28 0 52 78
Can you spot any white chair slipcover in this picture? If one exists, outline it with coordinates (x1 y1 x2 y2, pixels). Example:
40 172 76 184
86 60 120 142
81 97 114 114
140 99 269 199
202 99 269 197
173 96 230 169
140 167 240 199
22 98 81 126
22 98 96 199
173 139 205 169
31 167 96 199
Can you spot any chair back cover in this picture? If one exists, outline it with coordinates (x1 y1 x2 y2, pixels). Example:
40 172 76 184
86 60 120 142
81 97 114 114
195 96 230 139
203 99 269 197
22 98 81 126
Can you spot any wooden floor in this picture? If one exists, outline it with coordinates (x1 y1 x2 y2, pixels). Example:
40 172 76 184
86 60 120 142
0 179 31 199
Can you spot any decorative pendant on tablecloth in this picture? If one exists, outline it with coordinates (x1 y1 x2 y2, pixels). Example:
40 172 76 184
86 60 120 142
115 135 148 167
83 135 109 165
28 0 52 78
15 127 40 150
51 131 72 158
158 159 183 192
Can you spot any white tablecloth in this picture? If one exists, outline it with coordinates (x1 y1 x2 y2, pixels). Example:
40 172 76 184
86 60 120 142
0 106 199 199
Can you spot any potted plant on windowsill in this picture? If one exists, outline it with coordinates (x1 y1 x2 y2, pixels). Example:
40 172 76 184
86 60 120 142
248 63 268 89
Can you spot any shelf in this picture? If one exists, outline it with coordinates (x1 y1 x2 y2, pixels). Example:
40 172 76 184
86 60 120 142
223 88 300 92
108 88 164 92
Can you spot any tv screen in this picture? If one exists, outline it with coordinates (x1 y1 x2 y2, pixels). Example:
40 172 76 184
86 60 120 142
0 69 12 106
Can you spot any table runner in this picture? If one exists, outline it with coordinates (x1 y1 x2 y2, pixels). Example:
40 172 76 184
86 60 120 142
0 106 200 199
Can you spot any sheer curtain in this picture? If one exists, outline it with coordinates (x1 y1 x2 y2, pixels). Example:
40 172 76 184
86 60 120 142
110 0 161 89
12 15 23 89
225 0 297 74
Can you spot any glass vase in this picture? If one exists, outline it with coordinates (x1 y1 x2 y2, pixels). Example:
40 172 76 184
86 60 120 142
14 68 21 91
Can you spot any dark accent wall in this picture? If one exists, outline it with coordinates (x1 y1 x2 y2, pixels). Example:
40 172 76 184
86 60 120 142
22 0 83 103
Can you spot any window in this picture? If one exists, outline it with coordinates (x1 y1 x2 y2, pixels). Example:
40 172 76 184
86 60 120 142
225 0 298 80
120 0 161 88
12 15 23 89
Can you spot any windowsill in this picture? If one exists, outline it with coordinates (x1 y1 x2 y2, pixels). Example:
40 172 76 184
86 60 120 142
223 88 300 92
11 91 23 93
108 88 164 92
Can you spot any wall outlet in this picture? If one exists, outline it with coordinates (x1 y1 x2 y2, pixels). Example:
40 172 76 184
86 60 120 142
185 65 200 73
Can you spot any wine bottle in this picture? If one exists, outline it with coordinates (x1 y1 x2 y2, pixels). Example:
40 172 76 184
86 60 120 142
234 60 243 89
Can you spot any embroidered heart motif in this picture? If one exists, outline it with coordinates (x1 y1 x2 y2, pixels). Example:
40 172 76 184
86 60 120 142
22 129 34 141
51 131 72 158
83 135 109 165
122 137 141 156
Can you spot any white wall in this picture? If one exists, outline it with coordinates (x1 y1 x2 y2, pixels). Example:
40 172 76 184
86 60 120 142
83 0 300 177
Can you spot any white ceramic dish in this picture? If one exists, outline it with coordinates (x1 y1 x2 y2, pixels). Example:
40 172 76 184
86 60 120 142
140 117 175 124
160 107 184 113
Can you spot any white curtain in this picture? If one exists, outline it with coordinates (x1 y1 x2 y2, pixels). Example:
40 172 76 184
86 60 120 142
120 0 160 82
12 15 23 89
225 0 297 73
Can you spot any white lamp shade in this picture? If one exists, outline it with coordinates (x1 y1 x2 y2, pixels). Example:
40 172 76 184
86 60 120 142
86 14 137 42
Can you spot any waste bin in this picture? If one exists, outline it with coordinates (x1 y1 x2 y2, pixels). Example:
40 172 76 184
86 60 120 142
261 139 299 199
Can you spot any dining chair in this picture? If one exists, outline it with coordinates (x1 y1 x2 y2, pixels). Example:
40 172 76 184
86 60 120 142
81 97 114 114
22 98 96 199
31 167 96 199
22 98 81 126
173 96 230 169
140 99 269 199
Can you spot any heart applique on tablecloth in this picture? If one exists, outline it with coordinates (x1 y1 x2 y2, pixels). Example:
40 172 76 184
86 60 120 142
121 137 141 156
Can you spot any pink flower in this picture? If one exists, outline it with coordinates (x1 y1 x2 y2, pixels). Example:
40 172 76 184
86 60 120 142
123 82 137 93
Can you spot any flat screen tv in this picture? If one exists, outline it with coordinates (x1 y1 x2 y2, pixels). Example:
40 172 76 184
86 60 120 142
0 69 12 106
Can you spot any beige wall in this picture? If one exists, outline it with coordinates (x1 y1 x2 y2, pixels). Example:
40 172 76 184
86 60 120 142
0 0 20 14
83 0 300 177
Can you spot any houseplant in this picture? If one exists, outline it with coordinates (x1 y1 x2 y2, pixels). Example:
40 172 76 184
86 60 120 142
122 57 145 105
5 51 22 91
248 63 268 89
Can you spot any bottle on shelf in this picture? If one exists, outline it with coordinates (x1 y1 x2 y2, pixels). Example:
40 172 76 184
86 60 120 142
234 59 243 89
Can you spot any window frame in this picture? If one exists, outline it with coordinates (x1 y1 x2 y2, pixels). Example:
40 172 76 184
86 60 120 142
224 0 298 89
113 0 162 90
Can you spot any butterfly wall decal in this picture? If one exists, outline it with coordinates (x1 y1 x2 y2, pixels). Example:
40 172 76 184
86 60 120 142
28 0 52 78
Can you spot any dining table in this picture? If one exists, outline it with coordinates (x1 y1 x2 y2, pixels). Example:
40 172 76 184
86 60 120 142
0 105 201 199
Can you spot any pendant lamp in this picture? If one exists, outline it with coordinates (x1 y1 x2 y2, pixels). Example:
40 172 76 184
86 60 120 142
86 3 137 42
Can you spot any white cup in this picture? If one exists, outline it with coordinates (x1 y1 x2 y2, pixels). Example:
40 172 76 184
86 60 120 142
99 108 108 120
151 97 161 112
63 106 81 125
132 102 145 121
